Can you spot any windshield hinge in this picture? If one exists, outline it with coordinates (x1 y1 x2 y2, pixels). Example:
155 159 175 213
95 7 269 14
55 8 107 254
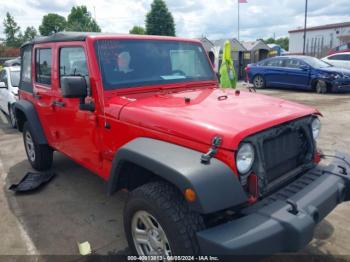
201 136 222 164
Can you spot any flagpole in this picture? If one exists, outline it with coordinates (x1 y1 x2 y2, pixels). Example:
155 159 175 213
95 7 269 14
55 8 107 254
238 0 240 41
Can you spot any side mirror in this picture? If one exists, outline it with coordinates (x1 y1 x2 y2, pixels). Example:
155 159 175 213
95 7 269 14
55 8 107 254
299 65 310 71
61 76 87 98
0 81 7 88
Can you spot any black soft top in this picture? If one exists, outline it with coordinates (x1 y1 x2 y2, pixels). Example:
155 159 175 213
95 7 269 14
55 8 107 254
21 32 104 47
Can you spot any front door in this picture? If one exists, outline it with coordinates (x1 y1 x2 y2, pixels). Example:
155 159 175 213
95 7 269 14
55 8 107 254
50 44 102 173
283 58 310 89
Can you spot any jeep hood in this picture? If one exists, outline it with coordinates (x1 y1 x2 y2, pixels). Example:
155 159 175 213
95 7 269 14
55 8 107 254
114 88 317 150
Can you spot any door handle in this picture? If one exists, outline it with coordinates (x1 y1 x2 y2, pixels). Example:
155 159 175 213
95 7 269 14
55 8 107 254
33 92 42 99
52 100 65 107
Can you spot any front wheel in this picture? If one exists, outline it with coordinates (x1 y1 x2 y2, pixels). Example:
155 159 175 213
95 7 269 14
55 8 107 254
23 122 53 171
252 75 265 89
315 80 328 94
124 181 205 256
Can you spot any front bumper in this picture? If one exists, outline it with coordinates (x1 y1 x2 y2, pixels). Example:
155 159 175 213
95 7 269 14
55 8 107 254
197 151 350 255
330 78 350 92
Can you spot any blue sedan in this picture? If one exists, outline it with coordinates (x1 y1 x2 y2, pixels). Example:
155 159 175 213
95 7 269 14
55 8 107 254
245 55 350 93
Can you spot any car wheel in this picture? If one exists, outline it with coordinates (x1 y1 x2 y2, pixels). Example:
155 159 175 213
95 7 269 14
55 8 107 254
252 75 265 89
316 80 327 94
8 104 17 128
23 122 53 171
124 181 205 256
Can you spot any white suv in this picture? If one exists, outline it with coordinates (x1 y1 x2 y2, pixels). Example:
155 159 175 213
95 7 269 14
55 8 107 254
321 52 350 70
0 66 20 128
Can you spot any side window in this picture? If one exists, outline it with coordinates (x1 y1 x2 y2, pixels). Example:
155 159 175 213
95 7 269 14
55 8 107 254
284 59 301 68
60 47 88 79
35 48 52 85
329 55 341 60
0 70 7 87
266 58 283 67
344 54 350 61
338 44 348 51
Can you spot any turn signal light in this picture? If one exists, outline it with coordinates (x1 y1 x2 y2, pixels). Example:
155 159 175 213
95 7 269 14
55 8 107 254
184 188 197 202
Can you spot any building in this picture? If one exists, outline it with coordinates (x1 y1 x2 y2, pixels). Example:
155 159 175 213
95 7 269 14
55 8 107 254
289 22 350 58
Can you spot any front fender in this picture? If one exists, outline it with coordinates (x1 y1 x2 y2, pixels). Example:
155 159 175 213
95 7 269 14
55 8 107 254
108 138 248 214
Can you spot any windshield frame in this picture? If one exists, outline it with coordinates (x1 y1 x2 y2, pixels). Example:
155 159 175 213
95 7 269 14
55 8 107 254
94 39 216 91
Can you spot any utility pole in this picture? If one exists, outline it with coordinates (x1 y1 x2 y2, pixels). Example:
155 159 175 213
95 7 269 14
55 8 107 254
238 0 240 41
303 0 308 55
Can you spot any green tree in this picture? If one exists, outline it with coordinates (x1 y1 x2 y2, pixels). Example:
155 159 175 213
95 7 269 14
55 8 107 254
22 26 37 42
39 13 66 36
3 12 21 47
66 5 101 32
129 26 145 35
263 37 289 51
146 0 175 36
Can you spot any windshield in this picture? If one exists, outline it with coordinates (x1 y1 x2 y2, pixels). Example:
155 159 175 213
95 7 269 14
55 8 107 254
10 71 20 87
95 39 216 90
302 56 332 68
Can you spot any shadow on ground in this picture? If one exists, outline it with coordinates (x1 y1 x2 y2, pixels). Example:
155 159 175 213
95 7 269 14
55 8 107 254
5 153 130 255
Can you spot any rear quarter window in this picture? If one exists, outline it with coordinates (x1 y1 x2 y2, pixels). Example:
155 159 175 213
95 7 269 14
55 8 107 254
20 45 33 93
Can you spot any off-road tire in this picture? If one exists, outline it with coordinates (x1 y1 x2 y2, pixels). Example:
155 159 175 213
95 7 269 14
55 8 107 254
23 122 53 171
124 181 205 255
316 80 327 94
252 75 266 89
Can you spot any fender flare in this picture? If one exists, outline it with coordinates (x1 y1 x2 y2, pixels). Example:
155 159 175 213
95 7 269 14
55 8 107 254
108 138 248 214
14 100 48 145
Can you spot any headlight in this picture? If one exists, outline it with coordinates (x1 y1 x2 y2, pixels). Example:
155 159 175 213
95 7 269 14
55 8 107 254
331 72 342 79
311 118 321 139
236 143 255 174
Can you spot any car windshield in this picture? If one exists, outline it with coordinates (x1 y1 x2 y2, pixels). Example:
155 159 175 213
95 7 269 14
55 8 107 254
302 57 332 68
10 70 20 87
95 39 216 90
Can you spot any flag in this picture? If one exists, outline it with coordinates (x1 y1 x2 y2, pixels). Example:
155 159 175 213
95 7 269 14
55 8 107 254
239 0 248 3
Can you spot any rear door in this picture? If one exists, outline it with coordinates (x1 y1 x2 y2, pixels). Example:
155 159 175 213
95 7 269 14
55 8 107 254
49 43 102 173
32 45 56 143
263 58 287 87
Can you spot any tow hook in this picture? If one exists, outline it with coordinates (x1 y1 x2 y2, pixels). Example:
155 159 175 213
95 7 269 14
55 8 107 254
201 136 222 164
286 199 299 215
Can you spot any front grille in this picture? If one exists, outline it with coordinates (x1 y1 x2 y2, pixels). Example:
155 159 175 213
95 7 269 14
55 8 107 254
243 116 315 195
263 129 309 183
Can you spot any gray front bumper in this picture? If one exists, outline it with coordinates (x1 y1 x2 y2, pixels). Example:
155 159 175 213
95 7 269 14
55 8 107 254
197 152 350 255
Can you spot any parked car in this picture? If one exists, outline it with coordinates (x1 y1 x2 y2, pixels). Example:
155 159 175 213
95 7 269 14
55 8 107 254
245 55 350 93
15 32 350 256
327 42 350 55
321 52 350 69
0 66 20 127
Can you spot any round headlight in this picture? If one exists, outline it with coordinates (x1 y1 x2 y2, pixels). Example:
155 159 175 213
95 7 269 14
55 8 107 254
236 143 255 174
311 118 321 139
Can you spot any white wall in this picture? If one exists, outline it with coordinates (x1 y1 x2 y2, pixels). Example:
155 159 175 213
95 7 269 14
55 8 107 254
289 25 350 57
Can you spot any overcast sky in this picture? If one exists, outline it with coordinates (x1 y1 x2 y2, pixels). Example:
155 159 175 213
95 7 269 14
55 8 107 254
0 0 349 41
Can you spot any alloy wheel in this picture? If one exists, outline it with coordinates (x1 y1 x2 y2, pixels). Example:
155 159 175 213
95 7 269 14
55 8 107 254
253 75 264 88
25 131 35 162
131 210 172 256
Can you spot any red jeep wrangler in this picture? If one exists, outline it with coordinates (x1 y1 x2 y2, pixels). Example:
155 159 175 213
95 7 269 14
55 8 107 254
15 32 350 255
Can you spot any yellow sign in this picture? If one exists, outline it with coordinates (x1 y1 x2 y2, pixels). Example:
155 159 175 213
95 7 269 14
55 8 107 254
244 52 250 59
